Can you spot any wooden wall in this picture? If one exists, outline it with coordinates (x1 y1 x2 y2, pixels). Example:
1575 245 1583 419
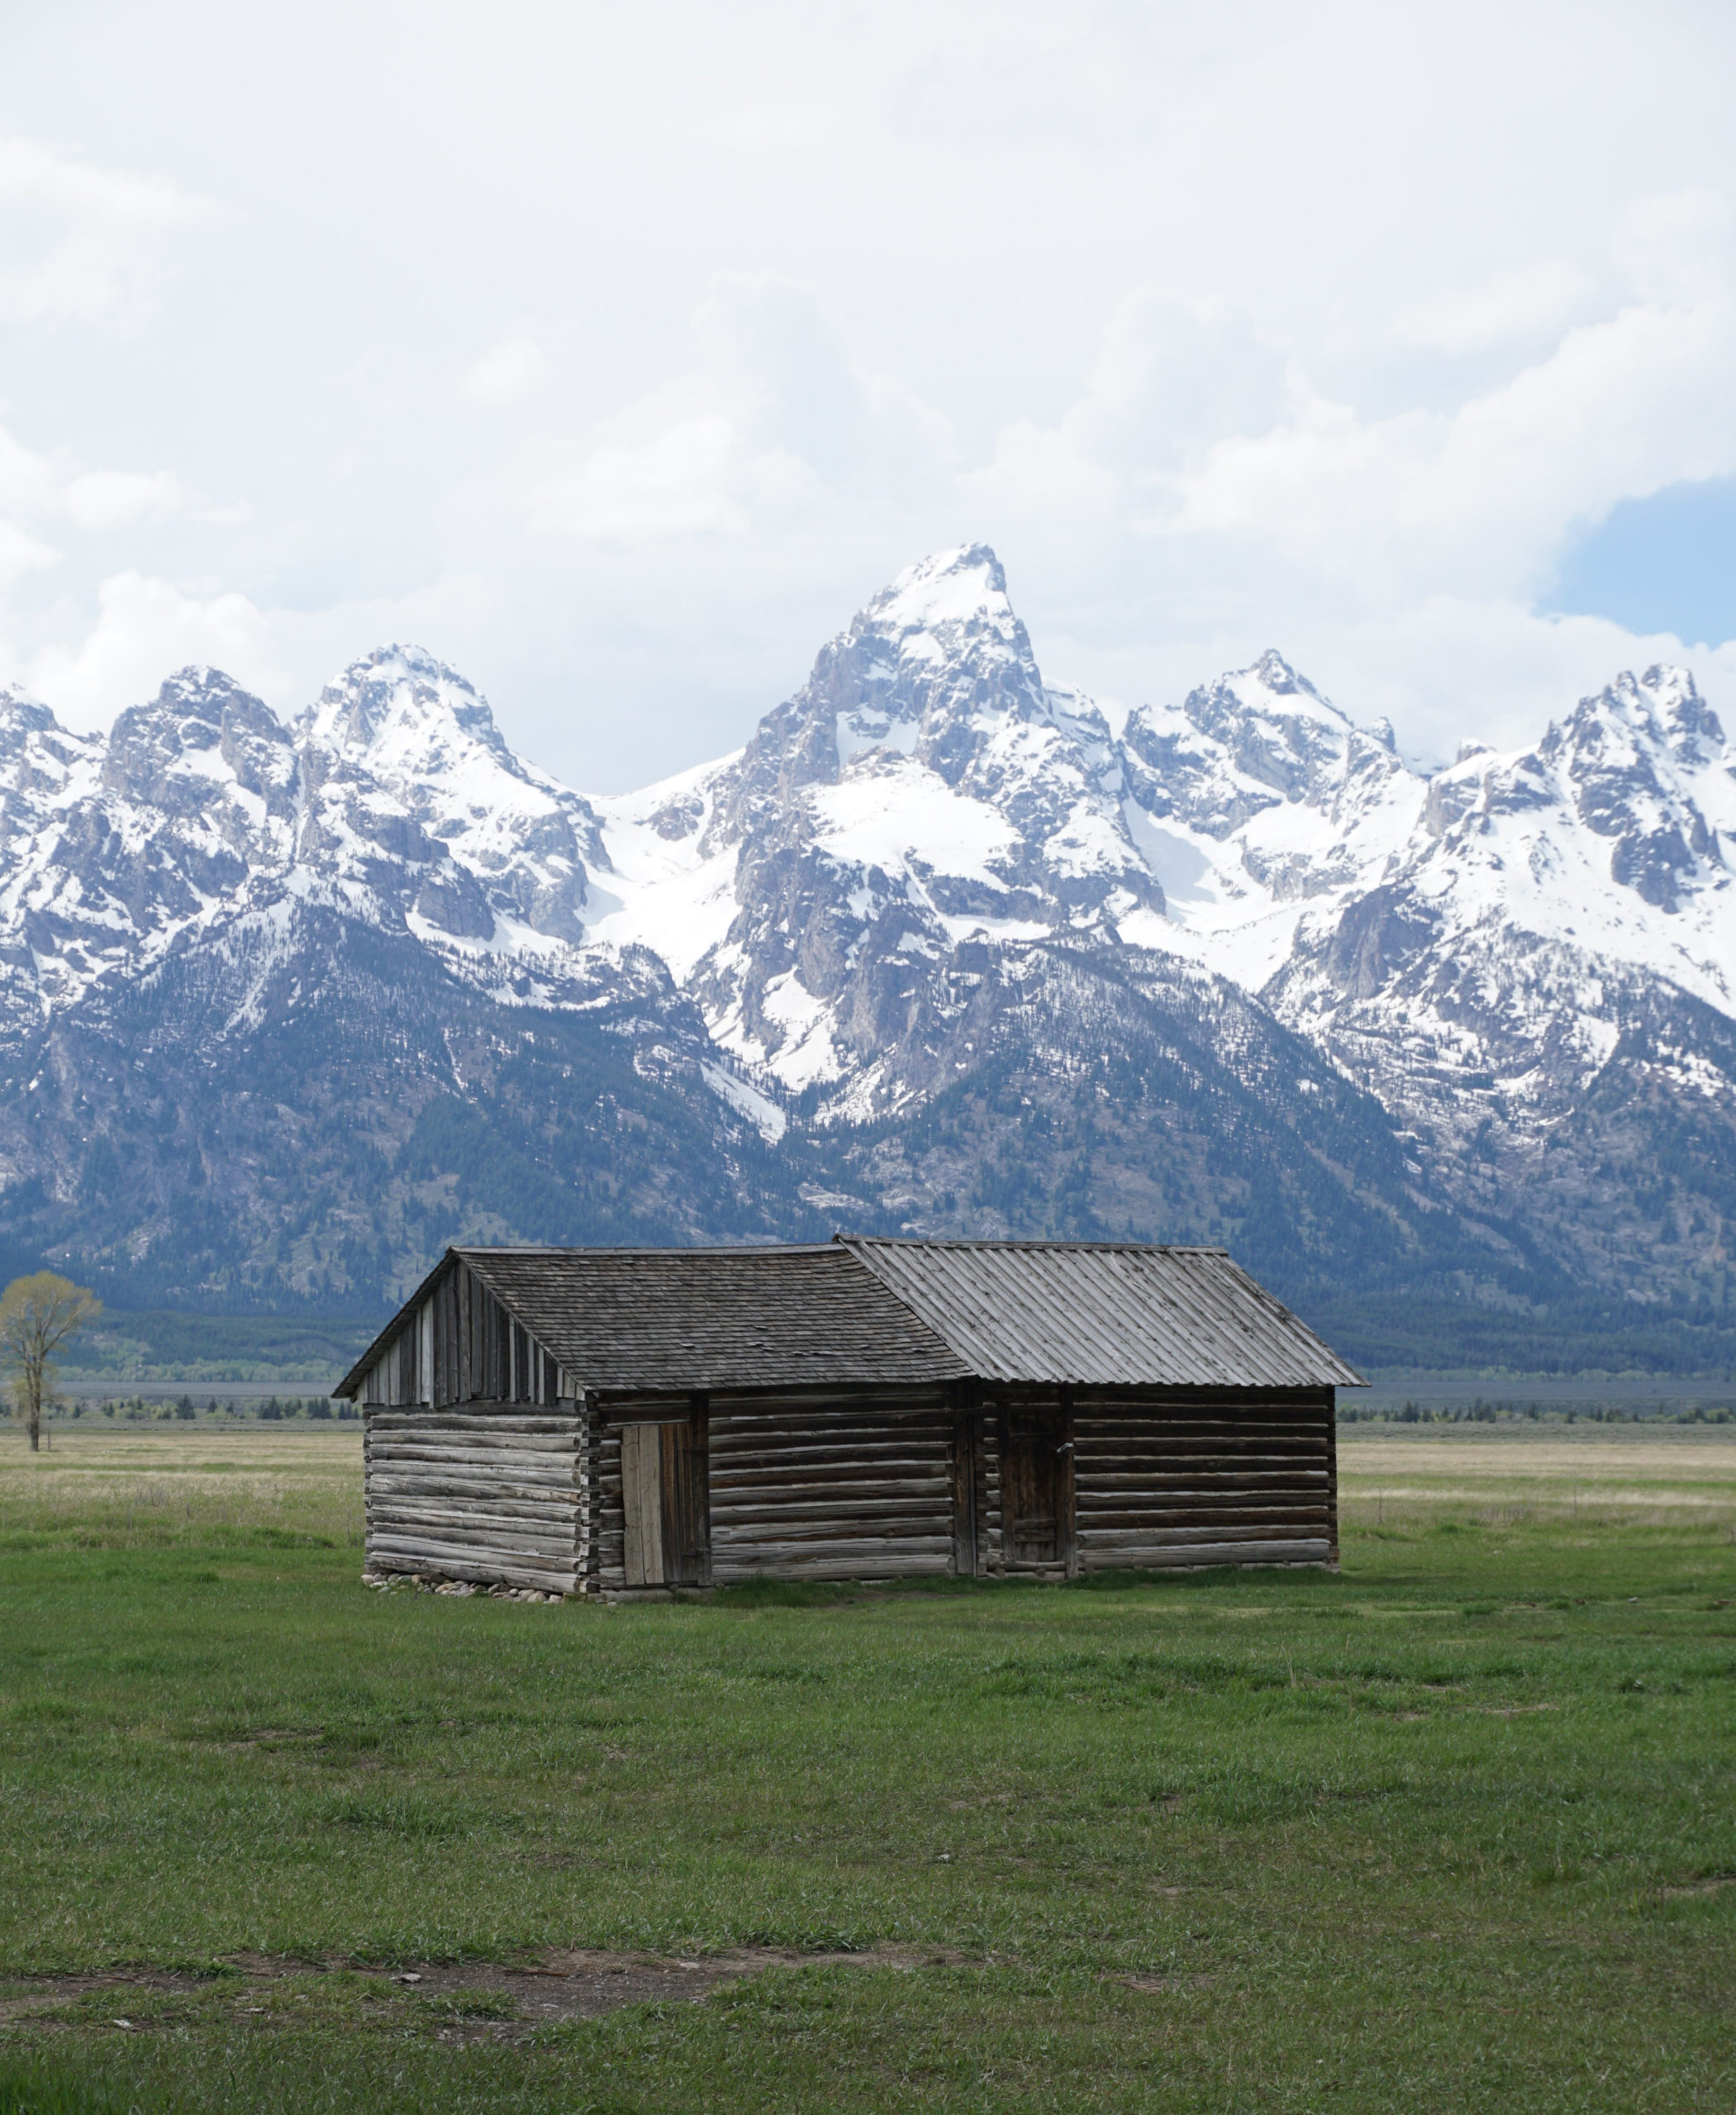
611 1394 969 1586
358 1262 562 1409
364 1406 583 1592
361 1367 1337 1594
1071 1389 1336 1571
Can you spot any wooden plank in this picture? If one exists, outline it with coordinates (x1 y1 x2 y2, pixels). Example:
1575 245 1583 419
368 1499 580 1532
368 1529 577 1574
660 1402 710 1587
621 1421 663 1588
369 1514 578 1555
368 1409 578 1433
367 1477 578 1507
366 1440 581 1466
1079 1540 1332 1570
711 1475 952 1508
712 1516 955 1547
1078 1523 1333 1549
952 1414 978 1578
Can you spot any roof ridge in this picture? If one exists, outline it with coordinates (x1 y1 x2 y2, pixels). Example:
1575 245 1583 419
839 1233 1232 1255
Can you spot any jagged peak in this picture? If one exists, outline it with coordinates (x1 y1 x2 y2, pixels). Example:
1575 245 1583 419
863 543 1014 643
1543 663 1725 772
121 666 289 746
1216 649 1347 727
156 663 259 710
301 643 511 765
0 684 61 737
838 545 1044 711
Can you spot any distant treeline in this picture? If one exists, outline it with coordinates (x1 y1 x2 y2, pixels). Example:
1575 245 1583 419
63 1395 356 1422
1301 1294 1736 1379
1339 1398 1734 1424
57 1309 377 1385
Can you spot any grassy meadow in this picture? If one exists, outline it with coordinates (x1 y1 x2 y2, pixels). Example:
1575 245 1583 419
0 1420 1730 2113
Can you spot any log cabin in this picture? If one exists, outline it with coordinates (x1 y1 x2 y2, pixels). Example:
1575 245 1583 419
336 1237 1363 1596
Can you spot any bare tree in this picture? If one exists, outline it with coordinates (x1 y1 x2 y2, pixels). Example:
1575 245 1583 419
0 1274 102 1453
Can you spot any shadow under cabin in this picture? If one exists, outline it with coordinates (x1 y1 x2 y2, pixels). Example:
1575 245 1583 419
336 1236 1363 1597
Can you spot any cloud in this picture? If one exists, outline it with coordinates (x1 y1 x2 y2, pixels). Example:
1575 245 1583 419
0 136 219 328
24 572 278 731
533 278 948 547
1389 260 1600 357
534 415 823 545
1149 273 1736 602
690 102 841 153
64 470 183 530
464 338 544 403
0 520 59 592
1060 291 1296 474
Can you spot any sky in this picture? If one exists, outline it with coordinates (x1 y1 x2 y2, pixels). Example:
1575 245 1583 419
1 0 1734 790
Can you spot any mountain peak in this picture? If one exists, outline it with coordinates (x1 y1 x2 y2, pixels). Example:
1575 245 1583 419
0 686 59 739
850 544 1041 705
866 543 1012 643
302 644 511 766
1543 664 1724 775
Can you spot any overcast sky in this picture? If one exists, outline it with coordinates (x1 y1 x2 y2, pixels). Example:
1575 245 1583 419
1 0 1734 787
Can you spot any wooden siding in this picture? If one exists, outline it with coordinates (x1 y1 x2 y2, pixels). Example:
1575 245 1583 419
1070 1390 1336 1571
364 1405 582 1591
705 1397 962 1584
359 1261 562 1409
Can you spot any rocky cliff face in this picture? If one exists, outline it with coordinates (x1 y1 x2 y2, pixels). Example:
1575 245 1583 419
0 547 1731 1320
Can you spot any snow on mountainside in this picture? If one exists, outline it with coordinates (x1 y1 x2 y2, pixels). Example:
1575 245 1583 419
584 544 1736 1301
594 545 1163 1110
0 542 1733 1313
300 645 607 956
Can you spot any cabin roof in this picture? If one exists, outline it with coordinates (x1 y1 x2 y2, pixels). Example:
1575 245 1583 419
458 1243 968 1392
840 1238 1363 1389
337 1236 1362 1397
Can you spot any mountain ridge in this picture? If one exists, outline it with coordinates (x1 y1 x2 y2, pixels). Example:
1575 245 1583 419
1 544 1731 1336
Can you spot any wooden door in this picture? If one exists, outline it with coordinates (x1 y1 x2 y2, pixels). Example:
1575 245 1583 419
952 1414 981 1576
621 1422 664 1585
1002 1409 1073 1569
621 1411 711 1588
659 1406 711 1586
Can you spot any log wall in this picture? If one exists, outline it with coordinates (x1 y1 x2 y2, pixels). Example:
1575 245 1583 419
364 1404 583 1591
1070 1389 1336 1571
703 1395 962 1585
360 1382 1336 1594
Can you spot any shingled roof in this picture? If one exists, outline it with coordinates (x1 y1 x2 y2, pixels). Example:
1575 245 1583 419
459 1243 968 1392
338 1236 1361 1397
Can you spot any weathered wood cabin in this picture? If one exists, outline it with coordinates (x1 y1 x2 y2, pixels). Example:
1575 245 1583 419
336 1238 1363 1596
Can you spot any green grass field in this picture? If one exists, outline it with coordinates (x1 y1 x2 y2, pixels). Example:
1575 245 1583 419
0 1423 1731 2113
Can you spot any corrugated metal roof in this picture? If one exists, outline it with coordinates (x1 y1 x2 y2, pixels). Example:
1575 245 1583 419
339 1236 1362 1397
840 1238 1364 1389
459 1244 969 1392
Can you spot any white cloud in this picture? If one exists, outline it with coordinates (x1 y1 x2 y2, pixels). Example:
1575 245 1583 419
534 416 820 545
690 102 841 153
532 278 947 548
64 469 183 530
0 519 59 591
5 3 1736 785
464 338 544 403
1149 276 1736 601
0 136 218 327
25 572 279 731
1389 259 1600 357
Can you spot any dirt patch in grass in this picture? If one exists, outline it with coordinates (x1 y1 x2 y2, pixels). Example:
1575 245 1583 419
0 1943 968 2037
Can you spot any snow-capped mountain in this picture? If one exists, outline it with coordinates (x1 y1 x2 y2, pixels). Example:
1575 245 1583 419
0 544 1731 1328
590 547 1161 1117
